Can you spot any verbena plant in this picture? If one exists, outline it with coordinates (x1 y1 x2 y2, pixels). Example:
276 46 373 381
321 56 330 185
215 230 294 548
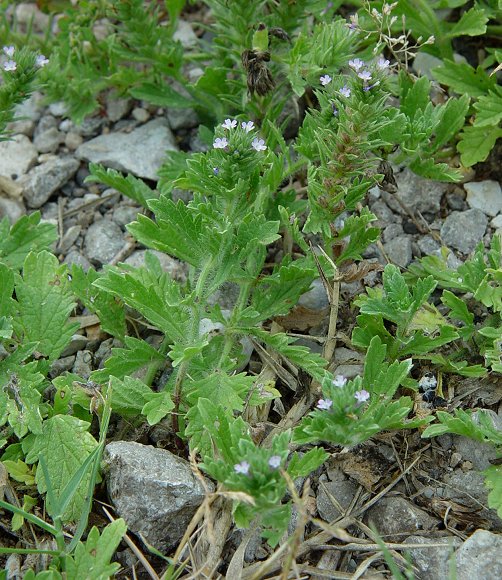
0 1 501 573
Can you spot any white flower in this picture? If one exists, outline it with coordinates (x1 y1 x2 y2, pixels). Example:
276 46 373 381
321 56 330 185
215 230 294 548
3 46 14 57
354 390 370 403
3 60 16 72
358 70 372 81
320 74 332 86
317 398 333 410
234 460 250 475
35 54 49 68
251 138 267 151
241 120 255 132
348 58 365 72
339 85 351 98
268 455 281 469
222 118 237 130
332 375 347 388
213 137 228 149
377 57 390 70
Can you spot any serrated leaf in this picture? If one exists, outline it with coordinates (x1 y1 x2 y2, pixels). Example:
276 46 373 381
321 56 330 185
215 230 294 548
432 61 496 98
0 263 14 318
169 337 209 367
85 163 157 209
92 336 164 382
485 465 502 519
458 125 502 166
474 87 502 128
400 74 431 116
0 213 58 270
447 7 488 38
127 199 204 266
129 82 193 108
433 94 470 150
66 519 126 580
142 390 174 425
409 158 461 182
108 376 154 418
287 447 327 479
14 251 79 361
25 415 97 522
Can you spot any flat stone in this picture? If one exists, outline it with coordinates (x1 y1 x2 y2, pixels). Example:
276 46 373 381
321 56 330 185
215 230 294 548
464 180 502 217
316 474 358 522
106 95 133 122
61 334 89 357
365 496 440 539
441 209 488 254
19 157 80 208
0 135 38 179
298 278 329 311
103 441 212 551
0 197 26 224
386 168 446 215
124 249 187 281
84 219 124 266
403 535 460 580
76 119 177 181
173 20 198 48
456 530 502 580
383 235 413 267
33 127 63 154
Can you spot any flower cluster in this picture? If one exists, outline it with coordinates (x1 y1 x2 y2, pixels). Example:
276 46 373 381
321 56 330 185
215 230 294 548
1 45 49 72
316 375 370 411
234 454 282 475
213 118 267 152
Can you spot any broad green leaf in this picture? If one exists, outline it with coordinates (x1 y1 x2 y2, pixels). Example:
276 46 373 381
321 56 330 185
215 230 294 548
14 251 79 361
485 465 502 519
441 290 475 339
447 7 488 38
85 163 157 209
142 390 174 425
474 87 502 128
65 519 126 580
458 124 502 166
409 158 461 182
433 94 469 149
25 415 98 521
0 263 14 318
92 336 165 382
108 376 154 418
127 199 204 266
399 74 431 116
0 213 58 270
129 82 193 108
2 459 36 485
287 447 327 479
432 61 496 98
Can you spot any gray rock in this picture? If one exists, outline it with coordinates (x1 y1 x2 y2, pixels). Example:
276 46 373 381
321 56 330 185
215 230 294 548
413 52 444 80
33 127 63 154
0 135 38 178
76 116 105 138
452 435 498 471
298 278 329 311
441 209 488 254
464 180 502 217
106 95 133 122
166 107 199 131
132 107 150 123
49 355 76 378
382 223 404 242
403 535 460 580
72 350 93 379
48 102 68 117
35 115 58 136
19 157 80 208
207 281 240 310
8 92 43 135
15 2 50 30
84 219 124 266
58 225 82 253
383 235 413 267
173 20 198 48
112 205 141 228
76 119 178 181
446 191 465 211
65 132 84 151
456 530 502 580
316 474 358 522
365 496 440 538
0 197 26 223
61 334 89 357
64 250 92 272
370 199 398 225
124 249 187 281
388 168 446 215
417 235 441 256
103 441 213 551
334 364 364 379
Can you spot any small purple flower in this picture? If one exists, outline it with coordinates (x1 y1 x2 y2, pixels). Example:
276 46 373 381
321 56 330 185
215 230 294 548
3 60 16 72
347 15 359 32
332 103 338 116
377 57 390 70
35 54 49 68
222 118 237 130
339 85 351 98
332 375 347 388
348 58 365 72
213 137 228 149
268 455 281 469
363 81 381 92
354 390 370 403
317 398 333 410
234 460 250 475
3 46 14 57
241 120 255 132
251 138 267 152
320 74 332 86
212 167 219 176
358 70 372 82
